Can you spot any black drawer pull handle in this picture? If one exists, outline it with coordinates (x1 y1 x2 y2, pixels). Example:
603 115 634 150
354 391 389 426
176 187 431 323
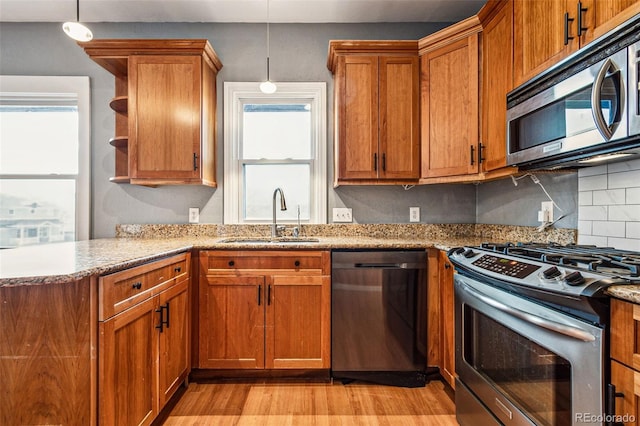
228 260 235 267
132 282 142 290
294 260 301 267
174 266 181 273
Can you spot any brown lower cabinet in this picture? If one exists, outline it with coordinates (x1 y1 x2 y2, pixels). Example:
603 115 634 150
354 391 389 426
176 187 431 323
198 250 331 370
99 252 191 426
609 298 640 425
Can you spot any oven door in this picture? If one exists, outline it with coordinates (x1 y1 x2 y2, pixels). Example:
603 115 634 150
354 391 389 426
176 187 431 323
455 274 604 426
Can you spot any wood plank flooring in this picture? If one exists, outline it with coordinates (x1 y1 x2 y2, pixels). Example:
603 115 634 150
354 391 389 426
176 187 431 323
161 380 458 425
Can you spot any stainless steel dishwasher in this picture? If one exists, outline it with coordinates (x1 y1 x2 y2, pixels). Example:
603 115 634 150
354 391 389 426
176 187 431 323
331 250 431 387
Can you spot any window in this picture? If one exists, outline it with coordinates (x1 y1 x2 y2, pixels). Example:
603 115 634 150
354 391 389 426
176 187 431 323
224 82 327 224
0 76 90 248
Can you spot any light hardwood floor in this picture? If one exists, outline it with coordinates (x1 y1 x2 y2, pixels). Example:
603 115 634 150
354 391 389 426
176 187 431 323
161 380 458 425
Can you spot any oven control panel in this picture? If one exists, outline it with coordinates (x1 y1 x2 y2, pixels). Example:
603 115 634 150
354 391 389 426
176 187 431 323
472 254 540 279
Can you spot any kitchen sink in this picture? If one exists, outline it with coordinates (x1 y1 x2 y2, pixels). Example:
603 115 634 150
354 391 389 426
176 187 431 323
218 237 320 244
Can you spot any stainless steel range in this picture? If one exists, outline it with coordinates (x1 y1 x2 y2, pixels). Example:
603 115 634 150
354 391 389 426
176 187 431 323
448 243 640 426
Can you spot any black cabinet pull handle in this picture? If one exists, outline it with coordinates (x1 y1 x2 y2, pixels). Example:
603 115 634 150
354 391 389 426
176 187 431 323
470 145 475 165
267 285 272 306
174 266 181 273
257 285 262 306
605 383 625 426
478 143 484 164
373 153 378 172
577 1 588 37
193 153 199 171
155 307 164 332
444 263 451 269
294 260 301 267
228 260 235 267
132 282 142 290
564 12 574 45
382 153 386 172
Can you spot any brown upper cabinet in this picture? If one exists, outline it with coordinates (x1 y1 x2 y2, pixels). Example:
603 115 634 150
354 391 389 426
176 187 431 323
478 0 517 173
80 39 222 186
419 17 481 180
327 41 420 186
513 0 640 87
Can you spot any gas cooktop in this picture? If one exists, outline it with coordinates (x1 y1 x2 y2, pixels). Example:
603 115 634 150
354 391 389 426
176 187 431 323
448 242 640 324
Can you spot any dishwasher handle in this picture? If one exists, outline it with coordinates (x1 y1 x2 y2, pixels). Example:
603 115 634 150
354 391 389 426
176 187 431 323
351 262 425 269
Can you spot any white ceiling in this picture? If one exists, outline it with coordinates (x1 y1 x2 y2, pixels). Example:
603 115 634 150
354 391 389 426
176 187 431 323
0 0 487 23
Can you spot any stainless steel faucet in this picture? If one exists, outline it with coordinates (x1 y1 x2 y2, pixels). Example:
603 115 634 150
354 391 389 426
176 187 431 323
271 187 287 238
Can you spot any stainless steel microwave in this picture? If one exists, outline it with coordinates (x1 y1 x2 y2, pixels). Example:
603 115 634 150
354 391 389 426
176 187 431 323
506 38 640 169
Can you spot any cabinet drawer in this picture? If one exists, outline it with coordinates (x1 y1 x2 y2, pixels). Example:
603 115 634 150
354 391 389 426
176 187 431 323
100 253 189 320
610 298 640 370
202 250 327 273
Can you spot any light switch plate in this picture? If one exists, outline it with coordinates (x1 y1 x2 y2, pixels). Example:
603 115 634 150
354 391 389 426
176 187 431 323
332 207 353 223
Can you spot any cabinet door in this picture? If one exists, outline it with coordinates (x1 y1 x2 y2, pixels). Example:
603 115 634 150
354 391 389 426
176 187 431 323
266 275 331 369
580 0 640 45
421 35 479 178
610 360 639 426
481 0 513 172
611 298 640 370
335 55 379 180
198 275 265 369
100 297 158 426
439 251 455 389
379 56 420 180
513 0 575 87
158 276 190 408
129 55 202 182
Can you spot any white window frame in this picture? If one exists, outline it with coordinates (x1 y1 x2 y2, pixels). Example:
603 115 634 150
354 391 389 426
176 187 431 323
0 75 91 241
223 82 327 224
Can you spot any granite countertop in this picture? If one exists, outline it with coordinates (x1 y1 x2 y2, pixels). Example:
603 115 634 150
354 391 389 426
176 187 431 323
607 286 640 304
0 223 578 287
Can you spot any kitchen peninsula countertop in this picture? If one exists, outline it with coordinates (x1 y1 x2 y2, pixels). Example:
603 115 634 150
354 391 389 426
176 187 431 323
0 223 578 287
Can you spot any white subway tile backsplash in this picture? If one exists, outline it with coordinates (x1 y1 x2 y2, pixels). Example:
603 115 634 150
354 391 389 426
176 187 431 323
592 189 626 205
627 222 640 239
578 191 593 206
606 237 640 251
628 188 640 204
608 169 640 189
607 158 640 173
578 162 640 250
579 205 608 221
592 221 625 237
578 235 608 246
578 164 607 177
578 220 592 235
578 174 608 191
609 205 640 221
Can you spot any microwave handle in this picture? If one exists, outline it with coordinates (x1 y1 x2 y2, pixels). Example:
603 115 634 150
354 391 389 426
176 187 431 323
591 57 625 140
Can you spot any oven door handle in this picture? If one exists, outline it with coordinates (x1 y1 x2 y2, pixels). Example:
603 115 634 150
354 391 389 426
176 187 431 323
463 283 596 342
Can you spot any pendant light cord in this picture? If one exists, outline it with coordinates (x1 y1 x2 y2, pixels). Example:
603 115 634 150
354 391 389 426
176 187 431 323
266 0 270 79
76 0 80 22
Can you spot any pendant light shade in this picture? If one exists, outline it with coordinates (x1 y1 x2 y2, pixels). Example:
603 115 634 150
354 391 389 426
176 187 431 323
63 0 93 42
260 0 276 93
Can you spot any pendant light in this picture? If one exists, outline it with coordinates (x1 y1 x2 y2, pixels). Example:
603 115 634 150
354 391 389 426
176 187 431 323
62 0 93 42
259 0 277 94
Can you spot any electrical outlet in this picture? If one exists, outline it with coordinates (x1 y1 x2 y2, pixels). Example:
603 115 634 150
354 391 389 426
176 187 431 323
409 207 420 222
332 207 353 223
540 201 553 223
189 207 200 224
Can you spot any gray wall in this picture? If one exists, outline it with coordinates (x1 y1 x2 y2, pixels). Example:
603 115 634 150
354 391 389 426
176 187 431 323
0 21 577 237
476 173 578 229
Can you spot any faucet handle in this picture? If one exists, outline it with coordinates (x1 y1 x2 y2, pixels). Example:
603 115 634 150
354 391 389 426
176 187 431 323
292 227 299 238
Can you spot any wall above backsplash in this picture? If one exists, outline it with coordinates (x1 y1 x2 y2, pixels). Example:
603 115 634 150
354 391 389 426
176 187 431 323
578 158 640 251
